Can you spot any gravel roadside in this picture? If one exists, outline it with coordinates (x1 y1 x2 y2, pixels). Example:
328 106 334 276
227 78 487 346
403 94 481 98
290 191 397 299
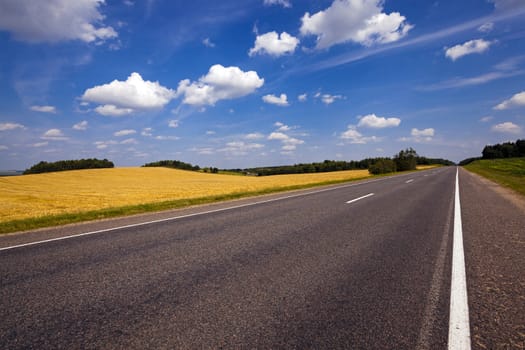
460 168 525 349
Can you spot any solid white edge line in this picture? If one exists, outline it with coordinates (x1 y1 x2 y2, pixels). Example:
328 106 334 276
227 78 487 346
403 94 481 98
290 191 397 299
346 193 375 204
448 168 471 349
0 173 418 252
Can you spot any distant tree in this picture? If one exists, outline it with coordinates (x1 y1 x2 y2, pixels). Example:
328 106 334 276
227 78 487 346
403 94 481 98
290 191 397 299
394 148 418 171
143 160 200 171
368 158 396 175
24 158 114 174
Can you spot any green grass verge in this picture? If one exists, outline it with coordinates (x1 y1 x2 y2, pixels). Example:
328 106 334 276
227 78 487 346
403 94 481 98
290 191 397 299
463 158 525 196
0 176 374 234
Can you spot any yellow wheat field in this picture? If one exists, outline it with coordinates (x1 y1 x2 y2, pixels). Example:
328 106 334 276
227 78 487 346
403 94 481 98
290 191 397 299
0 168 371 222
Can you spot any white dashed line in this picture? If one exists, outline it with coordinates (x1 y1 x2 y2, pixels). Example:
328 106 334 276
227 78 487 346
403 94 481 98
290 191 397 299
346 193 375 204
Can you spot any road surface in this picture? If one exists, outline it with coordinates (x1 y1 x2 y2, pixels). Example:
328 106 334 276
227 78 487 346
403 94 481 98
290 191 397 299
0 167 523 349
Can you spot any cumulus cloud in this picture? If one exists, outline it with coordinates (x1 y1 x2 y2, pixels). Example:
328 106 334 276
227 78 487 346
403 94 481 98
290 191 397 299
494 91 525 110
219 141 264 156
168 120 179 128
491 122 522 134
268 132 304 151
0 0 117 43
114 129 136 137
340 125 377 144
298 93 307 102
245 132 265 140
400 128 435 142
30 105 56 113
82 72 176 116
176 64 264 106
262 93 289 106
0 122 25 131
445 39 492 61
94 140 117 149
42 128 68 141
314 92 343 104
300 0 413 49
73 120 88 130
94 105 134 116
274 122 292 132
249 31 299 56
263 0 291 7
357 114 401 128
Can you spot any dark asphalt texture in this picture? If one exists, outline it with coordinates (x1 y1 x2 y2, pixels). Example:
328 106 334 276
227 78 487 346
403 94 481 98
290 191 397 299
460 169 525 350
0 167 485 349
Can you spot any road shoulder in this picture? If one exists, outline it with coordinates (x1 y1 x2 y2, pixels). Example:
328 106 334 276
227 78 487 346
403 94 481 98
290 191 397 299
459 168 525 349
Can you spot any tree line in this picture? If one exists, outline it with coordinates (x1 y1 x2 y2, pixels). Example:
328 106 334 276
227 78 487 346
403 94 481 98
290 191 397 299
142 160 201 171
459 139 525 165
24 158 114 174
224 149 453 176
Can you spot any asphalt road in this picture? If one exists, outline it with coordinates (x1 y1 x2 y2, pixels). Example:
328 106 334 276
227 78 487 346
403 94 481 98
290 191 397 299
0 167 522 349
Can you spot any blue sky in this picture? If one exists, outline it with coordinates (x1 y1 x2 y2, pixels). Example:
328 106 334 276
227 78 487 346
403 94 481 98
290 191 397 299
1 0 525 170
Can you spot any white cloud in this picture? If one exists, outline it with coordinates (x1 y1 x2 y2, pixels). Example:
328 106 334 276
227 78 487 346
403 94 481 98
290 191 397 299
480 116 493 122
445 39 492 61
73 120 88 130
263 0 291 7
478 22 494 33
176 64 264 106
202 37 216 48
357 114 401 128
0 145 8 151
120 138 138 145
300 0 413 49
268 131 304 151
42 128 68 141
0 122 25 131
0 0 117 43
319 93 343 104
141 128 153 137
95 140 117 149
274 122 292 132
168 120 179 128
245 132 265 140
249 31 299 57
32 142 48 148
401 127 435 142
219 141 264 156
114 129 137 137
155 135 180 141
494 91 525 110
298 93 307 102
94 104 134 116
30 105 56 113
262 93 289 106
340 125 377 144
491 122 522 134
82 72 176 116
411 128 434 137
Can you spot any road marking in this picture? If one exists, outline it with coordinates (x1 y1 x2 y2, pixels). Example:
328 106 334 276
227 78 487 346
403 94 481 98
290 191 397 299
346 193 374 204
406 179 414 183
0 172 425 252
448 168 471 350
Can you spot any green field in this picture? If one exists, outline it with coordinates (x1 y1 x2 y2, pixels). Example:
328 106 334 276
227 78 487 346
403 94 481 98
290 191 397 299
463 158 525 196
